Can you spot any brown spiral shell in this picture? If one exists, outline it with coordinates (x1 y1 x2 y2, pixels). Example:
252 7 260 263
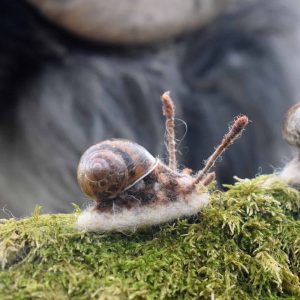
77 139 157 202
283 103 300 148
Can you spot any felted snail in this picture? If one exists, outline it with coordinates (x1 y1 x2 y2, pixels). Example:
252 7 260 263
282 103 300 149
279 102 300 185
77 92 249 232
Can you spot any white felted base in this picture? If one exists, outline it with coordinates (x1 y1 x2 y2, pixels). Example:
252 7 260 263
279 158 300 185
77 192 209 232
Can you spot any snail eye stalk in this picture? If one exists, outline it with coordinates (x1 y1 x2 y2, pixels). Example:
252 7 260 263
161 91 177 171
189 115 249 190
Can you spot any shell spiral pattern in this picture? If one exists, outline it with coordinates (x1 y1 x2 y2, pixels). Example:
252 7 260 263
77 139 157 202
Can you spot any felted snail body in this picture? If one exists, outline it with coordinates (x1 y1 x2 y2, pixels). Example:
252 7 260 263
77 92 248 232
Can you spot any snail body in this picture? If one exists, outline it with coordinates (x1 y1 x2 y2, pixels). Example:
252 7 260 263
77 92 248 232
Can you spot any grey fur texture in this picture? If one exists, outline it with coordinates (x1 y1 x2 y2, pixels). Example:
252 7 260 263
0 0 298 216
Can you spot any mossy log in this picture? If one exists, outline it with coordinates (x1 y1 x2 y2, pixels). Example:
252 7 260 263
0 176 300 299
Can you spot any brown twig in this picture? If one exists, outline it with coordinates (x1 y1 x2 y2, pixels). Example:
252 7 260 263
191 115 249 188
161 91 177 170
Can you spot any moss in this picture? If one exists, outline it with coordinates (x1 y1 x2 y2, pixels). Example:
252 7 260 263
0 176 300 299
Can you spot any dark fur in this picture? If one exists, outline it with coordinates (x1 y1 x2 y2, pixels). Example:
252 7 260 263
0 0 296 216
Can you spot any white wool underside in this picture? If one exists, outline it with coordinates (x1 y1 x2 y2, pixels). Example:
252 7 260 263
77 192 209 232
279 158 300 184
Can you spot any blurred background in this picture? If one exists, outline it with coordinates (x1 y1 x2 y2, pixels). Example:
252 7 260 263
0 0 300 216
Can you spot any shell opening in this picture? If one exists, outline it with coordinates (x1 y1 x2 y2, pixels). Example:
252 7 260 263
123 158 159 192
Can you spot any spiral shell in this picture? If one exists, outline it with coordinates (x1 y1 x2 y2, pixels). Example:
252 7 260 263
283 103 300 148
77 139 157 202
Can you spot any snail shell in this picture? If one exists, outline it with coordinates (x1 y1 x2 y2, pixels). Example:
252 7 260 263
77 139 158 202
279 102 300 185
283 103 300 148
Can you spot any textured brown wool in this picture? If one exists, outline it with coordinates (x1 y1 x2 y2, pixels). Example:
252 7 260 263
191 115 249 187
202 172 216 186
93 162 192 213
161 91 177 170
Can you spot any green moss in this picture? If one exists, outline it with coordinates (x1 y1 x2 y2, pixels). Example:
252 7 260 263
0 176 300 299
